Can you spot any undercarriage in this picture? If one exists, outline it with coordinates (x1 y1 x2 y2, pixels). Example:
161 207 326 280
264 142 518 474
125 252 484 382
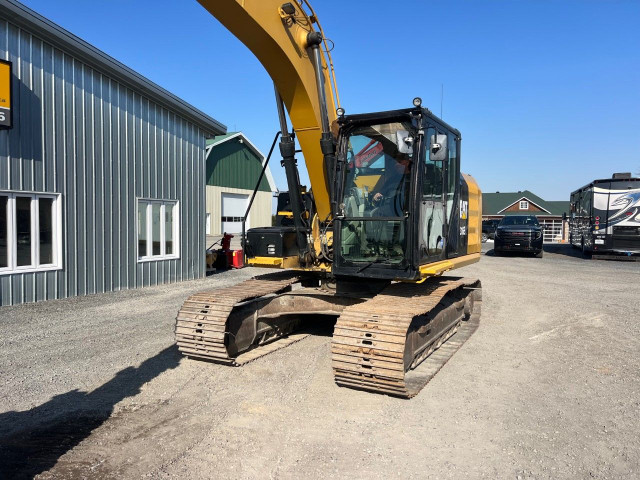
175 272 481 398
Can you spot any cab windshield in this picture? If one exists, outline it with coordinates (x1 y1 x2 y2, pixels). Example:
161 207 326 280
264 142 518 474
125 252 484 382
339 121 414 265
341 122 413 219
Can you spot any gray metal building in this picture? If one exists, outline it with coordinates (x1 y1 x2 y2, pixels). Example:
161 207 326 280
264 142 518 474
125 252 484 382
0 1 226 306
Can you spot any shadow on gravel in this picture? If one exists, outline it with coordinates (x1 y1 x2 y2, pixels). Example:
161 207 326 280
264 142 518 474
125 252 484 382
542 243 588 259
485 244 583 259
544 243 640 262
484 248 539 258
0 345 181 479
485 248 536 258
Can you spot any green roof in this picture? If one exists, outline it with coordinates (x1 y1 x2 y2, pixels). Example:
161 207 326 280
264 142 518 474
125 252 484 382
205 132 276 192
483 190 569 216
546 201 571 215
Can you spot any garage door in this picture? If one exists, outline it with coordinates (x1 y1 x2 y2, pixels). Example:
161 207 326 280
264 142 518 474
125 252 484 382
221 193 248 233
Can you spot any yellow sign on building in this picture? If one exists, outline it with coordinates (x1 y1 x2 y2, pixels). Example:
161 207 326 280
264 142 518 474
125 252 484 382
0 59 12 129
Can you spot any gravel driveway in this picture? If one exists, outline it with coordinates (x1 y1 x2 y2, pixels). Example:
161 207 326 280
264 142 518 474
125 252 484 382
1 245 638 479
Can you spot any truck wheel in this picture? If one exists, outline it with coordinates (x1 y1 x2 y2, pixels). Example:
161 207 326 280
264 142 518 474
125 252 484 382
581 238 591 258
536 250 543 258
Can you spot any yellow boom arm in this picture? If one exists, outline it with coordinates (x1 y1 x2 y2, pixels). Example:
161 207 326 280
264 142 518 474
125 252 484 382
198 0 338 220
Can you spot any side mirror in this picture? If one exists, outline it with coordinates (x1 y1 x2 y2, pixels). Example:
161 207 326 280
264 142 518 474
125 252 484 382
429 134 448 162
396 130 414 155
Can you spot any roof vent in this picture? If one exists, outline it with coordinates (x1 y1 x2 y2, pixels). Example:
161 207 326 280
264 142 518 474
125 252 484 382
612 172 631 179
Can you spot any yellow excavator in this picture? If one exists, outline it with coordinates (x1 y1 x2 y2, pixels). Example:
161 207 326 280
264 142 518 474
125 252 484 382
175 0 483 397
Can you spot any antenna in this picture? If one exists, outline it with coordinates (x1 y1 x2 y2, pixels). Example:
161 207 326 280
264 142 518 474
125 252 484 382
440 83 443 119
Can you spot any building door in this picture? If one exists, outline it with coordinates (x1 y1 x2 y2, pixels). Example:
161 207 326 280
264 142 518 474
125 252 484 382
221 193 248 233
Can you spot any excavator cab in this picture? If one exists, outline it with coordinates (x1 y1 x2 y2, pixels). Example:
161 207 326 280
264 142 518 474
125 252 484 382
333 106 463 281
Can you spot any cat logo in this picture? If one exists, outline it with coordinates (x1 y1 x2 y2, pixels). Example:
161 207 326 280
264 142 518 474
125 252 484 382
459 200 468 220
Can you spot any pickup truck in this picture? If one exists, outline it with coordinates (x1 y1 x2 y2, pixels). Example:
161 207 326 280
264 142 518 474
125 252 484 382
494 215 544 258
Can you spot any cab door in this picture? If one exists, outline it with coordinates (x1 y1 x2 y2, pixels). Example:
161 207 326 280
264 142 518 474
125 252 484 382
419 127 446 263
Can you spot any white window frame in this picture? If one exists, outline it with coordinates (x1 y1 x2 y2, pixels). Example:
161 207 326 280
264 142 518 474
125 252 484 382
137 198 180 262
0 191 63 276
519 200 529 210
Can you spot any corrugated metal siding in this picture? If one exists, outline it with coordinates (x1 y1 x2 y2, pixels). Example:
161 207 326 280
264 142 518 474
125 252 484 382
207 141 271 192
206 186 272 236
0 19 206 306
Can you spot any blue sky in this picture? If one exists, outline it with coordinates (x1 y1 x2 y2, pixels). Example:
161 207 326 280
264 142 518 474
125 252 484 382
19 0 640 200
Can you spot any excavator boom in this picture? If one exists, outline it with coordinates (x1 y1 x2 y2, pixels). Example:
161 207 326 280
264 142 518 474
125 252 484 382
198 0 337 219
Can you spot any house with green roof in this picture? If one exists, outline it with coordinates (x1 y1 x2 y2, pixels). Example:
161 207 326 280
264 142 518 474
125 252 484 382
205 132 277 236
483 190 570 243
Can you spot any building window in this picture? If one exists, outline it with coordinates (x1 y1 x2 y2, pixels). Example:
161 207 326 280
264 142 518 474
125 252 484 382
137 199 179 261
0 192 62 275
519 200 529 210
220 216 243 223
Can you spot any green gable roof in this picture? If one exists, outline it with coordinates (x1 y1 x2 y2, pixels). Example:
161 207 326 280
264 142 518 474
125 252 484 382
483 190 569 216
207 132 240 145
206 132 276 192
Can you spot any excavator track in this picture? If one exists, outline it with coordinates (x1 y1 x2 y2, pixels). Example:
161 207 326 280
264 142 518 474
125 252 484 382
332 277 482 398
175 271 303 365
